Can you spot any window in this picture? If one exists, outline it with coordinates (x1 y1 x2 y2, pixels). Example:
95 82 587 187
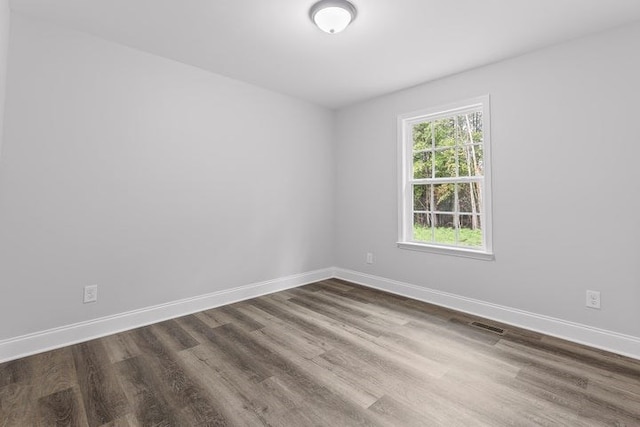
397 96 493 260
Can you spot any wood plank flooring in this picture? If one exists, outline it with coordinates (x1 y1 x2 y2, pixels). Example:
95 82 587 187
2 279 640 426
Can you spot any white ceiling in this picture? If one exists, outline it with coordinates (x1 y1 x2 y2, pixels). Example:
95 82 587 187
10 0 640 108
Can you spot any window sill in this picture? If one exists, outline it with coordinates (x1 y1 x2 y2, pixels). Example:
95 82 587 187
397 242 495 261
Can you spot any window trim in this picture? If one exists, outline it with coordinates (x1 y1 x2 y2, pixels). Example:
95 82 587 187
396 95 494 260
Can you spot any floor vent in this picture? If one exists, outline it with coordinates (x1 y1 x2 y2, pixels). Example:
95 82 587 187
469 321 505 335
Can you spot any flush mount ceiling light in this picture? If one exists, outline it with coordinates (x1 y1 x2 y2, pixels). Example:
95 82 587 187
310 0 357 34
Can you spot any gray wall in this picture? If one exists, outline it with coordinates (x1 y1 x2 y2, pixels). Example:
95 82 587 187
1 13 639 349
0 0 10 153
0 16 334 340
334 23 640 338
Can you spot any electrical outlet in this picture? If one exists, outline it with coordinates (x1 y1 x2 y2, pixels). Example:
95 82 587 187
84 285 98 303
366 252 374 264
586 290 600 309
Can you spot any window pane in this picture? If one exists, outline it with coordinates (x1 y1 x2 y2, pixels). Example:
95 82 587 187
433 183 454 212
456 145 484 177
456 112 482 144
412 122 432 151
413 213 432 242
413 184 431 211
458 215 483 247
458 182 481 214
457 146 470 176
433 214 456 245
434 148 456 178
472 144 484 176
470 112 483 143
399 98 490 256
456 114 470 145
413 151 433 179
433 118 455 147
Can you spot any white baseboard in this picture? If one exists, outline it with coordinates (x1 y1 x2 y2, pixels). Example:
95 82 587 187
3 266 639 363
0 268 333 363
334 268 640 361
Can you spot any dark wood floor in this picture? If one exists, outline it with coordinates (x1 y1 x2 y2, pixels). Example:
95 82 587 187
1 279 640 426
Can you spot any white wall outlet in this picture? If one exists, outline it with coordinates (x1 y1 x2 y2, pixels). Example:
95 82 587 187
84 284 98 303
586 290 600 309
366 252 374 264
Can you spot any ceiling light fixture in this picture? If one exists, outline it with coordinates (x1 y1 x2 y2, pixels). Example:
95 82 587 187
310 0 357 34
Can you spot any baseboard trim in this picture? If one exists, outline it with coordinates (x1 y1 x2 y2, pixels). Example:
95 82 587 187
0 268 333 363
334 268 640 361
4 266 639 363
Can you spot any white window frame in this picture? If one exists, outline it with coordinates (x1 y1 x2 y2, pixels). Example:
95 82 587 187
397 95 494 260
